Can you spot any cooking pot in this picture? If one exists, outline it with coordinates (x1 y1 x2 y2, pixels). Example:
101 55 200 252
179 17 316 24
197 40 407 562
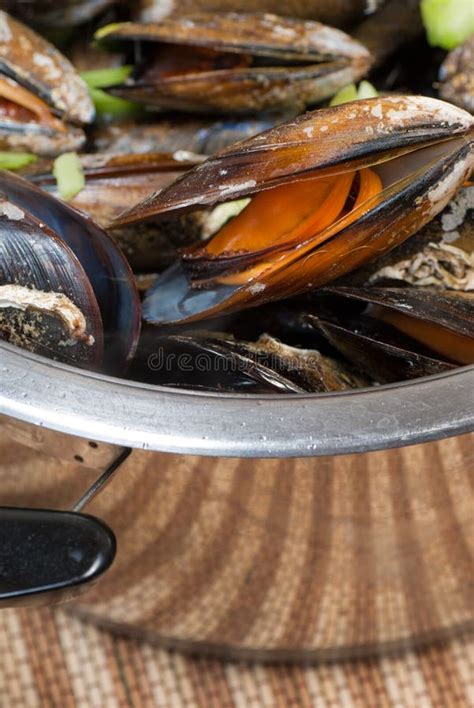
0 340 473 661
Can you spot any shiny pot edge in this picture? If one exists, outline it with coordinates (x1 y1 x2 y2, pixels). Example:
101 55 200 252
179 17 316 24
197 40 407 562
0 341 473 458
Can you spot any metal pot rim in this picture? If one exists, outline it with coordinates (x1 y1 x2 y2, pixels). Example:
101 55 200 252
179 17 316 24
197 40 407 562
1 341 472 457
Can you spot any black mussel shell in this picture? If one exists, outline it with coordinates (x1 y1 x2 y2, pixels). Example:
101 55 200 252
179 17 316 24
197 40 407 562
129 329 366 393
0 171 141 373
306 286 473 383
0 197 103 367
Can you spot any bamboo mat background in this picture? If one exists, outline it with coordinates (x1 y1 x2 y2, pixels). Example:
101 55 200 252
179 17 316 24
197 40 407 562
0 607 472 707
0 433 472 706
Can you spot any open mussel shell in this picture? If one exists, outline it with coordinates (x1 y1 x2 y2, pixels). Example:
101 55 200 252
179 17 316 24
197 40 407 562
0 170 141 373
96 12 371 114
307 286 473 383
0 11 94 154
129 329 366 393
439 35 474 115
23 151 206 272
0 195 103 367
117 96 474 326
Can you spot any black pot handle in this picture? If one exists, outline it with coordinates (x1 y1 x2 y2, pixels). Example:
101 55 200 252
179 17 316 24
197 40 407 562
0 507 116 607
0 447 130 607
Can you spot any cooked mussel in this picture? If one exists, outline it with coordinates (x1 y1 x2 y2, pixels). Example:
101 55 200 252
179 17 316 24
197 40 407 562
89 113 295 155
353 0 423 70
0 11 94 155
22 151 207 271
95 12 371 114
307 286 473 383
129 329 366 393
0 195 103 367
439 35 474 114
112 96 474 326
136 0 381 28
22 151 202 223
0 170 140 372
1 0 118 28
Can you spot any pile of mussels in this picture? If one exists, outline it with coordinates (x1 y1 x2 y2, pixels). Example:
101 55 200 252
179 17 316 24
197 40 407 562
0 1 472 393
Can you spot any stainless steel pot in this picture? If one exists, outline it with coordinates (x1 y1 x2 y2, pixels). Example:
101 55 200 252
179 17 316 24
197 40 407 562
1 340 473 661
1 342 473 457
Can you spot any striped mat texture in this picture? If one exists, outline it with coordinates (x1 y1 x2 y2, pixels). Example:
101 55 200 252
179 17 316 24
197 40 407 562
0 432 472 705
0 608 472 707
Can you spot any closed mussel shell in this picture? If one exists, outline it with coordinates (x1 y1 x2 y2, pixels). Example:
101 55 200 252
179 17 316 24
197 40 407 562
439 35 474 115
0 170 141 373
0 195 103 367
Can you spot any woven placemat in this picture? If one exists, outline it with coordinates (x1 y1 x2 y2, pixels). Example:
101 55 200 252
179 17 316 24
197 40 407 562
0 607 472 707
0 433 472 661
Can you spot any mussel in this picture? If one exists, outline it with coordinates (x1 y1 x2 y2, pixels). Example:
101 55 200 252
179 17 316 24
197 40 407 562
112 95 474 326
135 0 381 28
95 12 371 114
89 113 295 155
353 0 423 69
0 11 94 155
439 35 474 114
0 0 118 28
129 329 366 393
0 170 140 372
307 286 473 383
22 151 207 271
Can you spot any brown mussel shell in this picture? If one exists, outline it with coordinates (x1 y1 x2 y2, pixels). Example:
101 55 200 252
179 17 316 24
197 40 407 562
307 286 473 383
1 0 118 27
439 35 474 115
352 0 423 70
117 96 474 326
22 151 203 222
23 151 207 272
96 12 371 114
89 113 295 156
0 11 94 154
136 0 380 28
0 170 141 373
0 195 103 367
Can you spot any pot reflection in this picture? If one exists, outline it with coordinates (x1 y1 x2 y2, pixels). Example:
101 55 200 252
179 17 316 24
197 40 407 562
1 427 472 660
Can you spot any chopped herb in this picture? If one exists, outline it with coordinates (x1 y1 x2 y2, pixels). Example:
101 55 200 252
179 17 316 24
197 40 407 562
330 81 379 106
421 0 474 50
81 65 133 89
53 152 85 201
0 152 38 170
80 66 142 120
357 81 379 100
94 23 125 41
330 84 358 106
